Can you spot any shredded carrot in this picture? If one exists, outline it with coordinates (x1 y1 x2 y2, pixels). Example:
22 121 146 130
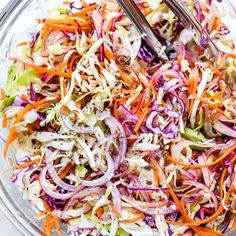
105 19 113 37
166 144 236 169
40 26 50 50
220 168 227 200
43 19 92 32
3 130 17 159
133 89 148 114
52 215 61 236
218 53 236 68
149 75 159 98
26 125 34 134
44 18 78 26
76 101 81 109
118 67 131 84
134 107 149 133
210 65 222 76
167 164 232 230
109 203 121 218
150 159 159 187
63 80 67 97
4 104 34 158
104 48 115 61
81 0 89 7
9 58 72 78
1 157 42 176
63 1 71 5
212 17 220 31
96 206 104 218
17 41 31 47
15 158 42 170
1 88 6 99
2 116 7 129
7 157 14 167
81 38 90 47
59 163 74 179
44 202 54 212
188 72 199 117
187 185 233 226
34 96 59 107
44 215 53 236
120 212 144 223
167 183 192 223
198 97 225 115
44 22 78 32
15 104 34 124
69 54 80 74
34 97 60 111
113 95 131 118
34 150 42 156
60 77 65 99
71 4 98 17
22 94 28 100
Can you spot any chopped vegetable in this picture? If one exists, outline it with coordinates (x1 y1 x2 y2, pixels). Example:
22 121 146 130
1 0 236 235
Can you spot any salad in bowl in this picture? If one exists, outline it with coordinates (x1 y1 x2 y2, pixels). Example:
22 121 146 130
0 0 236 235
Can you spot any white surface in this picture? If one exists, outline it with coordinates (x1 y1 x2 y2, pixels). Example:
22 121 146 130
0 1 22 234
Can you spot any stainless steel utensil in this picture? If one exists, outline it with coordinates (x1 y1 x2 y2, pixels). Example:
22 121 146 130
163 0 220 56
117 0 168 60
117 0 220 57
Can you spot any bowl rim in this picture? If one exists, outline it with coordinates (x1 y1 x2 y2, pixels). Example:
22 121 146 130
0 1 43 235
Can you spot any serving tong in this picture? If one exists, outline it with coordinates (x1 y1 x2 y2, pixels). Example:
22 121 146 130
117 0 220 59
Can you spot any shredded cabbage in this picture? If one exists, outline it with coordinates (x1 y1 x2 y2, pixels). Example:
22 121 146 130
1 1 236 236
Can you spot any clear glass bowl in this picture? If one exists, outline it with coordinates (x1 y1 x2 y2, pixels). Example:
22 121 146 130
0 1 235 236
0 1 54 235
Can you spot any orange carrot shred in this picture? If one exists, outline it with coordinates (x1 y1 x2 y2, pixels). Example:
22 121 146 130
96 206 104 218
44 23 78 32
4 128 17 159
109 203 121 218
9 58 72 78
17 41 31 47
2 116 7 129
44 215 53 236
120 212 144 223
63 1 72 5
1 88 6 99
104 48 115 61
150 159 159 187
58 163 74 179
26 125 34 134
14 158 42 170
167 163 232 231
134 107 149 133
71 4 98 17
218 53 236 68
166 144 236 169
4 103 36 158
52 215 61 236
105 19 113 37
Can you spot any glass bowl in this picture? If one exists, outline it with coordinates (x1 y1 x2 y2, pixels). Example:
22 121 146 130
0 1 235 236
0 1 59 235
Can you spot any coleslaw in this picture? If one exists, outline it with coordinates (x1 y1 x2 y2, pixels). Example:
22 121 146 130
1 0 236 235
